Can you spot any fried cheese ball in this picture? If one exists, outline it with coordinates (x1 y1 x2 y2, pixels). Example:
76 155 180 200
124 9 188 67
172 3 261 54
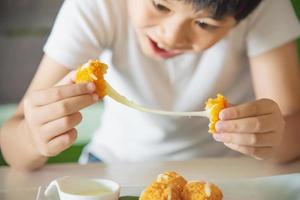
205 94 229 134
156 171 188 191
181 182 223 200
139 181 182 200
139 172 187 200
75 60 108 99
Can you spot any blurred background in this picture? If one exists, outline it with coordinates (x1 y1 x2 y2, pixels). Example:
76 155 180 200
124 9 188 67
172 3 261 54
0 0 299 166
0 0 104 165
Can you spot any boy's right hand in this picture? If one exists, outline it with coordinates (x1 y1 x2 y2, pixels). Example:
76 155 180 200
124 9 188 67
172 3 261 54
23 71 99 157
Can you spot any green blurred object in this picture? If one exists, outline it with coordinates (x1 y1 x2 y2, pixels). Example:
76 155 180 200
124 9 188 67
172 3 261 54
0 104 16 166
292 0 300 19
4 27 50 38
0 103 103 166
119 197 139 200
0 104 16 127
291 0 300 57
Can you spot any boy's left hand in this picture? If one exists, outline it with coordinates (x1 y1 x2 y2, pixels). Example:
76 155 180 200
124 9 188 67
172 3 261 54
213 99 285 160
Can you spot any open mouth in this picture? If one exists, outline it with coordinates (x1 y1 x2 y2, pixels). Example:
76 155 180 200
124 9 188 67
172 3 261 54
148 37 180 59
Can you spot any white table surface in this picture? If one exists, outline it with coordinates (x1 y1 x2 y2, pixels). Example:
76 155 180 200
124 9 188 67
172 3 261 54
1 157 300 200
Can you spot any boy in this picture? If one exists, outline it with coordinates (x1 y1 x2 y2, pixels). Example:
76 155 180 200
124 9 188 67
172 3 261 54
1 0 300 171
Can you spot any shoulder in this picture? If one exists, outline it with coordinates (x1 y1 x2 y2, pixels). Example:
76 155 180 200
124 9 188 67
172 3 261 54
58 0 128 47
246 0 297 27
241 0 300 57
62 0 122 14
44 0 129 68
66 0 127 23
60 0 123 27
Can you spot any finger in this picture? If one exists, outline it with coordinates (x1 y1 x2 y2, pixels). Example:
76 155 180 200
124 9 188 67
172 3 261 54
36 93 98 124
56 71 77 86
41 112 82 142
220 99 278 120
224 143 273 160
46 128 78 157
213 132 280 147
31 82 96 106
215 114 276 133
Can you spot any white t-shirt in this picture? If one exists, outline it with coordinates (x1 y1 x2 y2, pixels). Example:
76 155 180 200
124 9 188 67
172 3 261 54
44 0 300 163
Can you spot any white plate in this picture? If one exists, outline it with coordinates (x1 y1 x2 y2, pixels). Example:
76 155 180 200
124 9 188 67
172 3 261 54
120 173 300 200
10 173 298 200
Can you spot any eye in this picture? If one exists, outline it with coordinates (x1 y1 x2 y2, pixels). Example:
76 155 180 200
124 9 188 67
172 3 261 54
195 21 218 31
152 0 170 12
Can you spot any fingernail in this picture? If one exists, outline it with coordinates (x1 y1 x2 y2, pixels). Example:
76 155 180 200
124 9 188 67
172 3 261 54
219 111 225 120
219 110 229 120
92 94 99 101
213 134 223 142
215 122 225 132
87 83 96 92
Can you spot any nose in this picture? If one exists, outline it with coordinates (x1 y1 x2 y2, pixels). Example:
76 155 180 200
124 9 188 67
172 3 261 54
157 17 189 49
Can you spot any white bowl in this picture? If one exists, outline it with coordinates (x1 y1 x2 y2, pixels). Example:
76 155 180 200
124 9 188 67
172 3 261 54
44 177 120 200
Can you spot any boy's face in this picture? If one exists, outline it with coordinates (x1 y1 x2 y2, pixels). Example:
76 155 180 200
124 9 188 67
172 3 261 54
127 0 237 60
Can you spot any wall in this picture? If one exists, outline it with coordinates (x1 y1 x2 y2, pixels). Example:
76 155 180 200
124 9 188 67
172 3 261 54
0 0 63 103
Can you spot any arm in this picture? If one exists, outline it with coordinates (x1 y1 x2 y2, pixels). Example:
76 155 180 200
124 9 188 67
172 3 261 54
250 41 300 163
0 56 69 170
0 55 97 171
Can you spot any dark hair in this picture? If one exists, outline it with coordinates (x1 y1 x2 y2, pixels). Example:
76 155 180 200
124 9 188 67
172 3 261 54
179 0 262 21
